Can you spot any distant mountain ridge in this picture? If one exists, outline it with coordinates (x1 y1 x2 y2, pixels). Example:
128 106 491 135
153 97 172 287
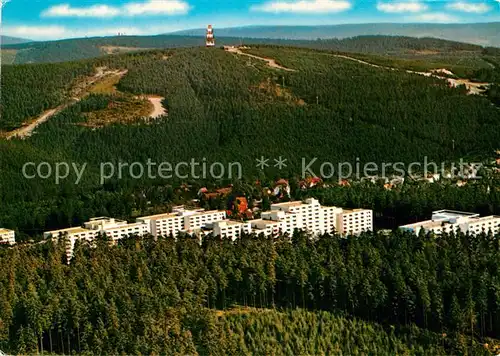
1 34 488 64
171 23 500 47
1 35 33 45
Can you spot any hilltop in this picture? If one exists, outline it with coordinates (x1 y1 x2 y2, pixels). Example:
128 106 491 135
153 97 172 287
0 35 33 45
172 22 500 47
1 33 497 65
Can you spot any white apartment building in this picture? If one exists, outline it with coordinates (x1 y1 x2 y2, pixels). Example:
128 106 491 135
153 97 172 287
467 216 500 235
84 217 150 243
212 220 252 240
249 218 286 237
44 227 98 258
137 206 226 238
271 198 321 232
42 200 373 261
44 217 151 260
338 209 373 236
400 210 500 236
184 210 226 231
261 210 298 235
0 229 16 245
270 198 360 236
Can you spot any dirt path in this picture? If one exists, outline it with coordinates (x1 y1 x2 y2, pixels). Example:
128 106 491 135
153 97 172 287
227 46 489 95
225 46 296 72
331 54 384 69
6 67 128 139
6 105 69 140
331 54 491 95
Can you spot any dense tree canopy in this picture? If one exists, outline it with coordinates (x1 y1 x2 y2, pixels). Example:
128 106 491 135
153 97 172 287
1 230 500 354
0 46 499 238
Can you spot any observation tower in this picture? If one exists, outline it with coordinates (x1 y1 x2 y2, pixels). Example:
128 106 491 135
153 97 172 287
206 25 215 47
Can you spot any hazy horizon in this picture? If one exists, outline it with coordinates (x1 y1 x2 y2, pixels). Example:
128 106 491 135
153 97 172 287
2 0 499 40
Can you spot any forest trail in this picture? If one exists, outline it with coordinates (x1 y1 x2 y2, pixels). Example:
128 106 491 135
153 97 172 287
225 46 296 72
6 107 63 140
330 54 490 95
6 67 128 139
226 46 490 95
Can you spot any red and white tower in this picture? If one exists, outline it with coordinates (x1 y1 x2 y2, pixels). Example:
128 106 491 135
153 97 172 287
206 25 215 47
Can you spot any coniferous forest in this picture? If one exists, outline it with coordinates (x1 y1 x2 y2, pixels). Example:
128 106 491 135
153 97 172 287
2 201 500 354
1 46 499 235
2 230 500 354
1 41 500 353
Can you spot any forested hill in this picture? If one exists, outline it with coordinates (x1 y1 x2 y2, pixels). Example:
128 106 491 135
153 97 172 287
172 22 500 47
1 45 500 237
1 33 493 64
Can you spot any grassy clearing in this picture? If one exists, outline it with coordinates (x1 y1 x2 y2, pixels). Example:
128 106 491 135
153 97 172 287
81 94 153 127
88 73 123 94
1 49 17 65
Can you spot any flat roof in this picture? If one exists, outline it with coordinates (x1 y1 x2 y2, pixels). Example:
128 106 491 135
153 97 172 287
0 228 14 234
47 227 90 235
343 208 370 214
103 222 147 230
214 220 246 226
249 219 282 226
137 212 179 220
271 201 304 207
432 210 480 219
187 210 224 217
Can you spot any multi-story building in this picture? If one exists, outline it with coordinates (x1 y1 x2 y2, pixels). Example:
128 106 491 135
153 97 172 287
42 201 373 261
137 206 226 238
400 210 500 236
44 227 98 258
467 216 500 235
322 206 344 234
269 198 355 235
136 212 184 238
338 209 373 236
212 220 252 240
45 217 151 260
184 210 226 231
249 218 286 237
84 217 150 242
0 229 16 245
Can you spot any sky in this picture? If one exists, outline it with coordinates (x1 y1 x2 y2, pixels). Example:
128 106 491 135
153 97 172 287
1 0 499 40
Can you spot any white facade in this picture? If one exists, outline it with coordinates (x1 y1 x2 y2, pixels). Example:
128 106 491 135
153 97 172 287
42 200 373 261
206 25 215 47
137 212 183 238
467 216 500 235
0 229 16 245
338 209 373 236
212 220 251 240
400 210 500 236
184 210 226 231
270 198 360 236
45 217 151 260
249 219 285 237
44 227 98 259
137 207 226 238
321 206 344 234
